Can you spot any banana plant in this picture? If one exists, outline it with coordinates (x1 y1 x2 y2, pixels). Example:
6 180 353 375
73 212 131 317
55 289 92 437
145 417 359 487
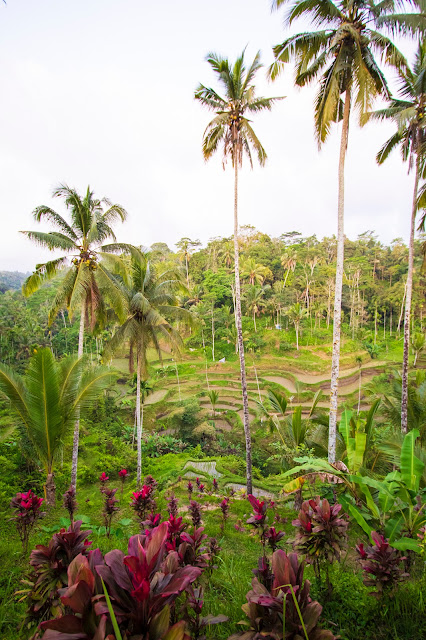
338 400 380 473
280 429 425 552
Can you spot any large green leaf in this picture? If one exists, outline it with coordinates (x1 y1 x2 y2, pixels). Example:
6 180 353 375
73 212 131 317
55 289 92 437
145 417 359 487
385 515 403 542
391 537 421 553
348 504 373 538
400 429 424 492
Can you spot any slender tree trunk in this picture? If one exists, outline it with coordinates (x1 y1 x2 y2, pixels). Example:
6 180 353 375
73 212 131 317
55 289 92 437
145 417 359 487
136 352 142 486
71 298 85 489
129 340 134 374
211 305 215 361
233 149 252 494
185 254 189 286
295 324 299 350
253 310 257 332
401 159 420 433
398 281 407 334
358 369 361 415
45 472 56 507
374 303 377 345
329 88 351 464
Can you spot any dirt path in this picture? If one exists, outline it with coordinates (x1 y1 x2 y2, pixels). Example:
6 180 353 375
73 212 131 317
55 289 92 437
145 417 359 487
263 376 297 393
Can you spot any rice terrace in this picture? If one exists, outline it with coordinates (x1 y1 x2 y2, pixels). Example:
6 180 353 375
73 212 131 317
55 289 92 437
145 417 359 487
0 2 425 640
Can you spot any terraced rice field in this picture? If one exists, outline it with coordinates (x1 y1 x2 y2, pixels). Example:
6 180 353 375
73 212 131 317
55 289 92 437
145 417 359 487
114 347 395 429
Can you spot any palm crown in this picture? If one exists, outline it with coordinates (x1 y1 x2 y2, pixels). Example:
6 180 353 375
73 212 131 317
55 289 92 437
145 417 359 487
269 0 420 143
105 255 189 373
0 348 113 503
21 184 131 327
368 40 426 174
195 50 283 167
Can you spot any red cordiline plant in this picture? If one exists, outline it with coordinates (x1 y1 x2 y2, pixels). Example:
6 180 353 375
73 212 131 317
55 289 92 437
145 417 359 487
62 486 77 525
182 585 228 639
143 474 158 492
142 512 162 532
99 472 109 490
292 497 348 583
230 549 336 640
167 492 179 518
18 520 92 638
102 487 119 537
118 468 128 495
131 484 155 527
40 521 203 639
246 494 285 555
356 532 409 597
264 527 286 552
189 500 203 527
10 490 45 552
220 497 230 531
187 480 193 500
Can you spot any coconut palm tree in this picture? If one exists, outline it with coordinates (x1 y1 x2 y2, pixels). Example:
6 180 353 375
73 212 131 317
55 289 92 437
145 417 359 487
270 0 417 462
104 254 190 485
366 41 426 432
206 389 220 417
21 184 131 487
241 257 271 286
195 50 283 493
287 302 307 350
412 332 425 367
243 284 269 332
175 237 202 286
0 348 113 505
281 251 297 287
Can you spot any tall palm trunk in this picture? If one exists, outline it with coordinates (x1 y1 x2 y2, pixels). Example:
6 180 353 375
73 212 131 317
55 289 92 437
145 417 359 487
233 144 253 494
129 340 134 374
329 88 351 463
45 472 56 507
71 297 85 489
136 350 142 486
401 157 420 433
185 254 189 286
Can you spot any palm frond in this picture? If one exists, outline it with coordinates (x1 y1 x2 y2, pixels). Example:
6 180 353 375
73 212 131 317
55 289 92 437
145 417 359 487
20 231 77 252
22 257 68 296
285 0 344 27
240 120 267 166
0 363 31 433
32 206 78 239
377 13 426 37
376 130 405 163
194 84 227 110
48 267 79 323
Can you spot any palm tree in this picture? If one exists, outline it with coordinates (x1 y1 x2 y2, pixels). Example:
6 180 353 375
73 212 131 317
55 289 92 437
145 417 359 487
104 254 189 485
270 0 416 462
366 41 426 432
195 50 282 493
281 251 297 287
243 284 269 332
175 237 202 286
206 389 220 417
412 332 425 367
0 348 112 505
287 302 306 350
21 184 130 488
241 257 271 285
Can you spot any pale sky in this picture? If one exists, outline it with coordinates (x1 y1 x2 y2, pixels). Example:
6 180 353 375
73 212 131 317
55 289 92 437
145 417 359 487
0 0 419 272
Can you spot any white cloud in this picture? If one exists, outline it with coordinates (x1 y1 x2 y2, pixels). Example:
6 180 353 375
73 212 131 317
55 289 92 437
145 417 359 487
0 0 418 271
